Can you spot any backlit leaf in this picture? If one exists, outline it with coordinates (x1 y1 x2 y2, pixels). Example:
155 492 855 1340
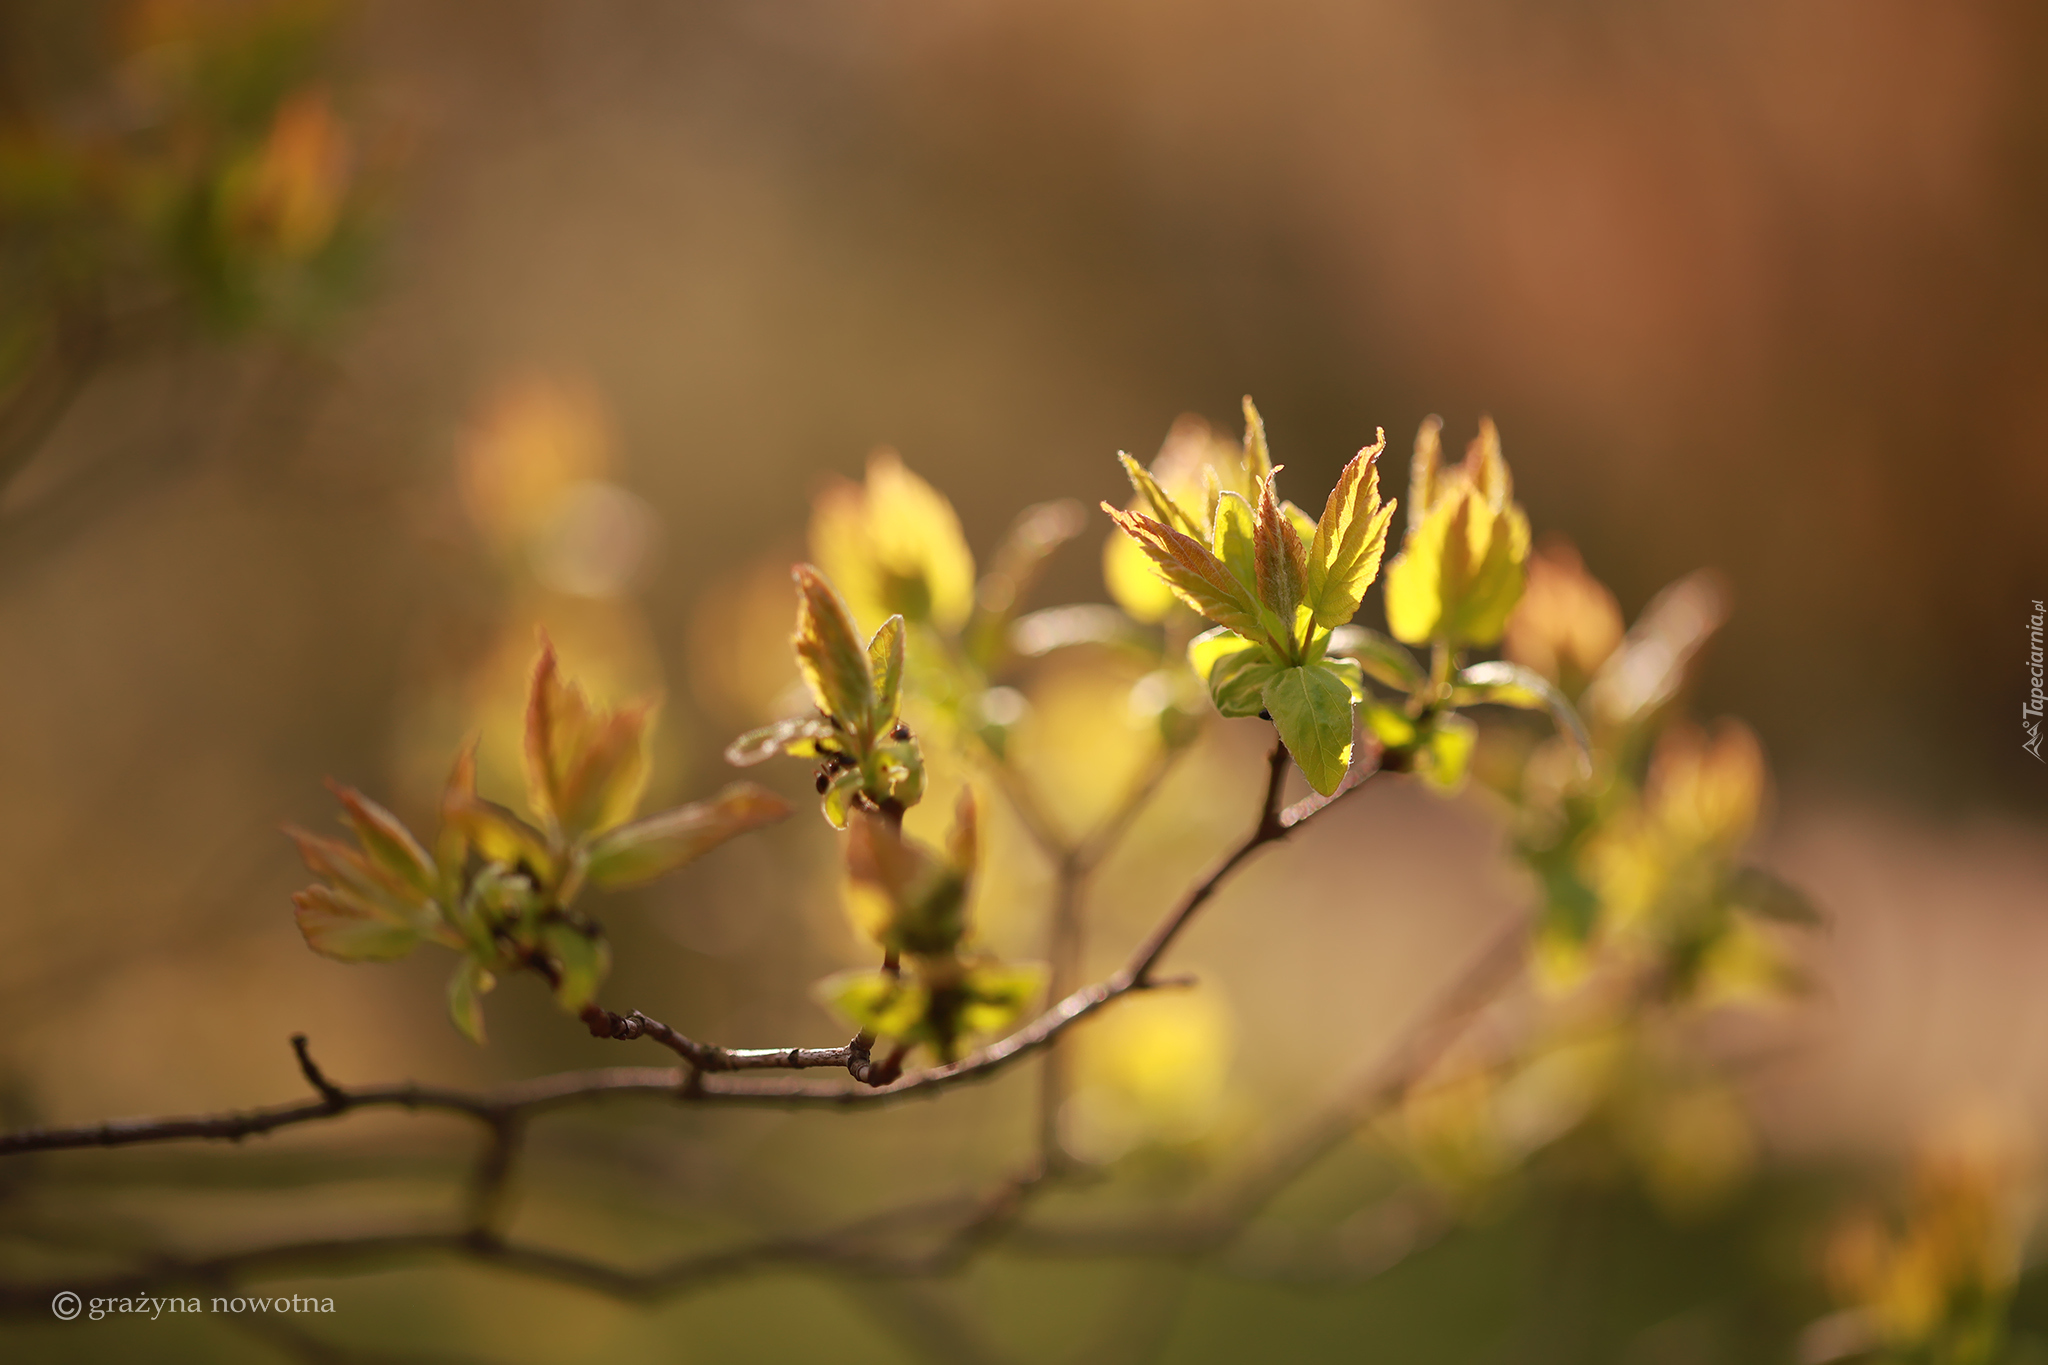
1189 626 1281 718
584 782 792 889
1262 663 1356 796
325 782 436 897
1305 435 1395 628
1417 713 1478 794
1116 451 1205 538
821 766 865 830
448 957 496 1044
792 563 877 736
958 960 1049 1036
542 920 609 1013
1384 419 1530 648
1584 569 1731 731
1211 490 1259 596
867 615 906 729
292 885 423 962
1101 504 1267 642
810 452 977 631
1328 625 1426 692
817 968 926 1038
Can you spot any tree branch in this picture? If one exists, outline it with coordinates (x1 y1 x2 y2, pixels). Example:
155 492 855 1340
0 739 1370 1138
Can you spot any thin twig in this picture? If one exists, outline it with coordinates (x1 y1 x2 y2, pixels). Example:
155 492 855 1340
0 742 1363 1127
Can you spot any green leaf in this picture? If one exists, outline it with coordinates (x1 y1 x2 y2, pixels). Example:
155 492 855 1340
1417 714 1478 794
1453 659 1592 771
1304 435 1396 628
821 766 865 829
521 640 657 838
542 920 609 1013
325 782 437 897
585 782 792 889
1101 503 1268 642
1188 627 1281 718
1328 625 1427 692
792 564 877 736
291 885 424 962
1361 701 1417 749
1116 452 1205 538
866 614 906 728
1383 419 1530 648
958 960 1048 1036
448 957 497 1044
817 968 925 1037
442 786 556 883
810 453 978 632
1323 655 1366 702
1209 647 1285 718
846 809 968 954
1262 664 1356 796
1211 490 1258 595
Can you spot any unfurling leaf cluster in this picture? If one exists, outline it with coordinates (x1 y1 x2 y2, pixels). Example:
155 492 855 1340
726 566 926 829
1101 398 1393 795
820 791 1044 1062
1102 399 1576 799
290 640 790 1041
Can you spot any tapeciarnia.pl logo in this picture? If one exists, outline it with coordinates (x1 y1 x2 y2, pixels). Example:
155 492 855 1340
2026 599 2045 762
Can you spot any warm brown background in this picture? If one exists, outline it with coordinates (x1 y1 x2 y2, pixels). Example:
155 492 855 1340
3 1 2046 1360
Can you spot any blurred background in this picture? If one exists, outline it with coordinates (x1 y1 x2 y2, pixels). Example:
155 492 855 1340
2 0 2046 1360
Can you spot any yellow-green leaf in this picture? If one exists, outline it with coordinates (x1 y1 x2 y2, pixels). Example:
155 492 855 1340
958 959 1048 1036
1101 503 1267 643
1384 419 1531 648
292 885 424 962
817 968 925 1037
821 766 865 829
584 782 792 889
542 920 609 1013
1327 625 1426 692
1261 664 1356 796
1211 490 1258 596
442 781 555 883
1305 435 1395 629
325 782 436 897
1189 626 1278 718
1417 713 1478 794
1361 701 1417 749
867 615 906 728
1116 451 1205 538
810 452 977 631
448 957 496 1044
1103 530 1180 622
792 563 877 736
